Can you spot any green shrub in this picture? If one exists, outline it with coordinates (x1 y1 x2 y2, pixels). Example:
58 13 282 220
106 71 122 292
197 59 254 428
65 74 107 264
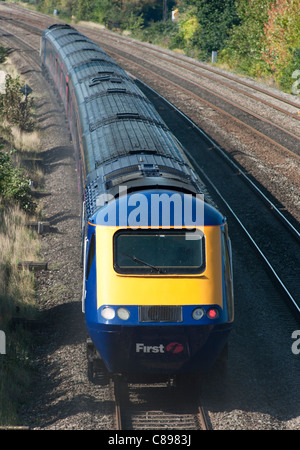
0 45 7 64
0 75 35 132
0 150 36 214
279 48 300 94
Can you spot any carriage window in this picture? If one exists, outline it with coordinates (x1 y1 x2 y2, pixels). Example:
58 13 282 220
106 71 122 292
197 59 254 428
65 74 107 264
86 234 95 280
113 230 205 275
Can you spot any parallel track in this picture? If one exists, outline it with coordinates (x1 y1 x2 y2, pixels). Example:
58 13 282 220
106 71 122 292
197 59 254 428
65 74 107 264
97 43 300 159
1 3 300 161
80 27 300 114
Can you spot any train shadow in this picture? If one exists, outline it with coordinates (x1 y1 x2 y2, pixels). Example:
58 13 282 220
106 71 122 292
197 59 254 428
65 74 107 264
19 300 117 429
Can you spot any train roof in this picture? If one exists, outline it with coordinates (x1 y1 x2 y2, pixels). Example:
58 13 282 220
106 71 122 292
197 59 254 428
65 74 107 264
43 25 217 218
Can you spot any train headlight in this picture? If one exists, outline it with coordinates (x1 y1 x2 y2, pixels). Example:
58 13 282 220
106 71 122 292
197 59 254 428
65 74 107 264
207 308 219 319
117 307 130 321
192 307 205 320
101 306 115 320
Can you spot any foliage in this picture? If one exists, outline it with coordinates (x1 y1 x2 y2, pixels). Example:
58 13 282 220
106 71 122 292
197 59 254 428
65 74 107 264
0 150 36 214
183 0 240 55
279 48 300 93
262 0 300 80
0 75 35 132
169 7 201 53
220 0 300 89
35 0 300 92
36 0 175 25
0 45 7 64
137 20 179 48
0 204 40 426
219 0 274 76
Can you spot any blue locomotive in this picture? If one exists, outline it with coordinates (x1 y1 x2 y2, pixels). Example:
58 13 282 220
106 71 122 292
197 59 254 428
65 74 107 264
41 24 234 381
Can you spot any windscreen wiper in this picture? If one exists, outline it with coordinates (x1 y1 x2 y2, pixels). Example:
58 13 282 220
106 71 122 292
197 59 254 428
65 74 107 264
122 253 161 273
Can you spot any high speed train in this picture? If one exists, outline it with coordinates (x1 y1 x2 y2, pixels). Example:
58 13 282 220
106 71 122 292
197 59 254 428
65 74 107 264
41 24 234 381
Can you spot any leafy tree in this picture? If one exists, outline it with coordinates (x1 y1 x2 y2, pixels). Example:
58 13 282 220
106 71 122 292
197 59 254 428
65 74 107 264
177 0 239 57
75 0 95 20
262 0 300 78
170 7 201 53
220 0 274 76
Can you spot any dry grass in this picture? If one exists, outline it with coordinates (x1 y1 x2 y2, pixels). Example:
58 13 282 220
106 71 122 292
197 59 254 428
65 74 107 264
11 126 41 153
0 205 40 320
0 56 19 79
0 205 40 425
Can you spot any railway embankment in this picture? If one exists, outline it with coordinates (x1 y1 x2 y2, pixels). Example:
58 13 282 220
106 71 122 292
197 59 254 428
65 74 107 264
0 53 42 426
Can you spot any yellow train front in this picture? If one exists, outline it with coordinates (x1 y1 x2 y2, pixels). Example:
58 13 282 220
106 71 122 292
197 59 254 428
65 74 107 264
83 189 234 376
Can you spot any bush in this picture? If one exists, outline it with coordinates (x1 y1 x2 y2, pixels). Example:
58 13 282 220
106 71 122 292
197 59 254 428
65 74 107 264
0 75 35 132
137 20 179 47
279 48 300 93
0 150 36 214
0 45 7 64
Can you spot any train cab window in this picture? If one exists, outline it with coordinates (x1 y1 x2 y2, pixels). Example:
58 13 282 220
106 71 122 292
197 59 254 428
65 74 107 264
86 234 95 280
113 229 205 275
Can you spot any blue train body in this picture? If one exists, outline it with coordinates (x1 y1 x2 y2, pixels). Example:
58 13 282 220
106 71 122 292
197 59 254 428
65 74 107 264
41 24 234 378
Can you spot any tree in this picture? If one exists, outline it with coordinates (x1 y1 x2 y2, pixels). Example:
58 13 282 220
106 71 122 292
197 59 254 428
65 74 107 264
220 0 274 76
76 0 95 20
262 0 300 75
178 0 239 55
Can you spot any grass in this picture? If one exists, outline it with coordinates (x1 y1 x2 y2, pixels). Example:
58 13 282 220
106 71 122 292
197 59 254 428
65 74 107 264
11 126 41 153
0 206 41 425
0 58 42 425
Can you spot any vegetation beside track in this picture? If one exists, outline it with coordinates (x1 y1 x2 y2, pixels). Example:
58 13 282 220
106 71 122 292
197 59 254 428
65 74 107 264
17 0 300 94
0 49 41 425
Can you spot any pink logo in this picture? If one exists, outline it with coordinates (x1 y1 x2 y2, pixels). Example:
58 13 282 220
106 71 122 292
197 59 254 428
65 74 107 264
165 342 184 354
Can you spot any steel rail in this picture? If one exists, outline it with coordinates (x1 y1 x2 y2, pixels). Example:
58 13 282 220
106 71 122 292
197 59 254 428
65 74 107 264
112 378 123 430
137 78 300 241
103 46 300 160
112 376 209 430
85 30 300 119
86 28 300 110
197 405 210 430
1 9 299 157
2 2 300 117
102 45 300 145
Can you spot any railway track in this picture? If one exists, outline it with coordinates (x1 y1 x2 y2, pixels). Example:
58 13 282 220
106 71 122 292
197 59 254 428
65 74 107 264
92 42 300 159
113 376 210 431
2 2 300 114
1 3 300 162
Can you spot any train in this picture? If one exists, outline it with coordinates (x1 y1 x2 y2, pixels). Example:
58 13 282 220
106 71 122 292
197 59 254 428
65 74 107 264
40 24 234 382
